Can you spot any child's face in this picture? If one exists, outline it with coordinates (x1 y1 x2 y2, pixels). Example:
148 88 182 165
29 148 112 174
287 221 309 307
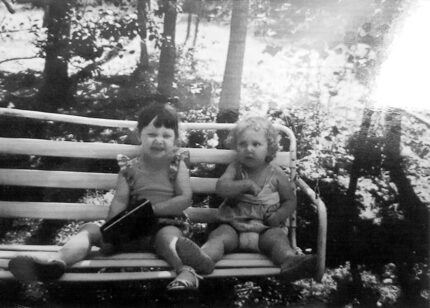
236 128 268 169
139 117 176 159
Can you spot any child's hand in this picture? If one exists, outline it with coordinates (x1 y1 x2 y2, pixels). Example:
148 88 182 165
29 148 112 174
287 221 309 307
264 211 281 227
246 180 262 196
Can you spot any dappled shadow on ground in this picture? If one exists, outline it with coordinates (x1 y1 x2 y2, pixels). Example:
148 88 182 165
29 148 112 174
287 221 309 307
0 277 314 308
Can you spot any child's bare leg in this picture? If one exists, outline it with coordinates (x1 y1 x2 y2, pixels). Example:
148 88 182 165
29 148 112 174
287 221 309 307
202 224 239 263
175 237 215 274
153 225 184 270
259 227 316 282
154 225 200 290
258 227 295 264
8 222 102 281
57 223 103 265
175 224 239 275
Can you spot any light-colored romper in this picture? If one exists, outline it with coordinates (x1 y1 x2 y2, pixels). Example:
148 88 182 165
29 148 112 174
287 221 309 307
218 163 282 233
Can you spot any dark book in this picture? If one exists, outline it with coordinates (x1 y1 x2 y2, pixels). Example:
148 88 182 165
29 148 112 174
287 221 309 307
101 199 156 245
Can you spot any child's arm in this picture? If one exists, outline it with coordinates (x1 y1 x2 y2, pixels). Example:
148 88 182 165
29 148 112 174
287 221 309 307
265 171 296 227
106 173 130 220
152 160 192 217
216 162 261 198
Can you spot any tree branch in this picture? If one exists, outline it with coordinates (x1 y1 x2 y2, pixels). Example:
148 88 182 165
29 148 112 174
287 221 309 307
69 45 122 86
402 109 430 127
0 56 40 65
1 0 15 14
0 28 33 34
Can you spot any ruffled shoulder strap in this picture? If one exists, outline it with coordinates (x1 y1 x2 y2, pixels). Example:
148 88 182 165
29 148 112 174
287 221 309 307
116 154 132 171
116 154 138 186
168 149 190 181
177 149 191 168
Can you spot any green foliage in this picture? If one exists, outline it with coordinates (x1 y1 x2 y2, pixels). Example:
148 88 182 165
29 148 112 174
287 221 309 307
70 9 137 61
68 5 140 66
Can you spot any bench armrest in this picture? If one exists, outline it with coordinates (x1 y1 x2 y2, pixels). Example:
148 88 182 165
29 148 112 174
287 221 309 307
183 207 220 223
295 177 327 282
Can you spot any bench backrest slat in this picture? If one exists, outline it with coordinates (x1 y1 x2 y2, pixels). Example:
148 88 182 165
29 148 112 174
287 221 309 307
0 201 108 220
0 138 290 166
0 169 218 193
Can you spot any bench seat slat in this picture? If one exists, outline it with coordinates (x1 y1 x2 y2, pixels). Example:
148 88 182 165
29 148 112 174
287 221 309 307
0 244 63 252
0 258 275 269
0 251 162 260
0 249 270 261
0 259 172 269
0 267 281 281
0 170 218 193
0 138 290 165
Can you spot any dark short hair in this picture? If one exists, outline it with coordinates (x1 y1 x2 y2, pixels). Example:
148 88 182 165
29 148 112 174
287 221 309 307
137 103 179 138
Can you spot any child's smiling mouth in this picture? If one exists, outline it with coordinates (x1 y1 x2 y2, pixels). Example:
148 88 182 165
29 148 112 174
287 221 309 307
151 146 165 151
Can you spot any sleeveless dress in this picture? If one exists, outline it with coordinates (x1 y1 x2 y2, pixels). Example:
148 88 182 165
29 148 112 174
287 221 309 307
97 150 190 255
218 163 281 233
111 150 191 244
117 150 190 207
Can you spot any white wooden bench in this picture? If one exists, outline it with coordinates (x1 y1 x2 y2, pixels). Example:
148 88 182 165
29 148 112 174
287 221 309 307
0 108 327 283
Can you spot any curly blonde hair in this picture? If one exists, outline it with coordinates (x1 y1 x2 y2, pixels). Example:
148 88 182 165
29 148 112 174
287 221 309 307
225 117 279 162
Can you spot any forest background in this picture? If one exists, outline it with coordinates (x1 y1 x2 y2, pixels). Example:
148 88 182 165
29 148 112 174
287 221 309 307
0 0 429 307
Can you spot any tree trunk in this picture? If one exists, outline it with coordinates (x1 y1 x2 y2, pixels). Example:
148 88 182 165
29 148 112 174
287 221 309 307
184 13 192 45
383 107 429 304
383 108 427 254
216 0 249 150
217 0 249 124
345 106 375 300
384 108 429 245
347 107 375 199
383 108 426 221
157 0 177 97
37 0 73 112
133 0 150 89
181 0 203 47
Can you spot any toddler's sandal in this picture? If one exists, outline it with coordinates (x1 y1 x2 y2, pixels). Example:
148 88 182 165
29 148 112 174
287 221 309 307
8 255 66 282
167 266 201 292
